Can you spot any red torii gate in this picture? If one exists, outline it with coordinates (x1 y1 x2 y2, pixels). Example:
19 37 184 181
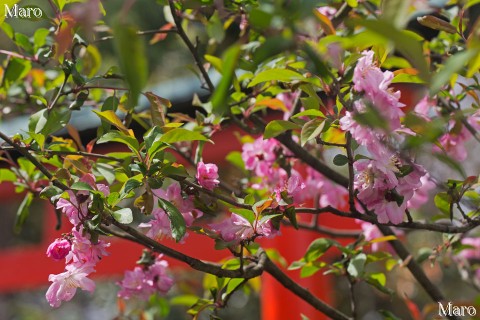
0 125 359 319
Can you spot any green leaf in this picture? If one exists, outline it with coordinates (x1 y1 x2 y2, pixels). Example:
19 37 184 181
39 185 63 200
113 21 148 109
123 177 143 194
211 44 241 115
206 11 225 43
112 208 133 224
28 108 71 135
292 109 325 118
157 198 186 242
92 110 131 136
230 208 255 225
333 154 349 166
305 238 336 262
346 0 358 7
159 128 209 143
300 118 325 146
170 295 200 306
434 192 451 216
71 181 94 191
430 49 479 94
264 120 301 139
351 19 430 82
97 131 140 155
2 58 31 88
249 68 305 87
0 168 17 182
367 272 392 294
14 192 33 234
33 28 50 52
347 253 367 277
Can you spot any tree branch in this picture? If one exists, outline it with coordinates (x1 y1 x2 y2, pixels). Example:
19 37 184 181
264 258 351 320
168 0 215 92
102 221 266 279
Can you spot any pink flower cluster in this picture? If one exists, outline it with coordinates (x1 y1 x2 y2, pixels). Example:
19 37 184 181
434 116 480 161
209 210 278 244
47 174 110 308
139 182 202 241
117 255 173 300
241 137 349 212
196 161 219 190
340 51 405 152
339 51 431 224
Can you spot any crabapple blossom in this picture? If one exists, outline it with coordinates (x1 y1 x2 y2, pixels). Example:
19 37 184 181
341 50 404 152
273 169 306 204
46 238 72 261
457 238 480 260
46 263 96 308
140 182 202 241
354 154 426 224
55 174 110 226
210 212 278 244
65 228 110 266
196 161 219 190
117 255 173 300
305 167 348 209
242 137 280 177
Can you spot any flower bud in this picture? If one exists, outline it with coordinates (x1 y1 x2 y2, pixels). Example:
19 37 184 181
46 239 71 261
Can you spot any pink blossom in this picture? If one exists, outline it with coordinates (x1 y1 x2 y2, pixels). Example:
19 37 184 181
435 127 470 161
55 175 110 226
317 6 337 18
46 239 72 261
242 137 280 177
46 263 96 308
414 95 435 118
117 266 147 300
65 228 110 266
139 208 172 240
407 174 436 209
341 50 405 154
141 182 202 241
117 255 173 300
56 191 89 226
151 183 198 223
274 170 306 204
305 167 348 209
457 238 480 260
196 162 219 190
353 154 426 225
209 212 278 244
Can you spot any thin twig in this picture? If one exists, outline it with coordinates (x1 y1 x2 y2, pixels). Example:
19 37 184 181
95 28 177 42
0 50 39 63
346 133 356 212
168 0 214 92
102 221 265 279
282 220 360 238
0 131 69 191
